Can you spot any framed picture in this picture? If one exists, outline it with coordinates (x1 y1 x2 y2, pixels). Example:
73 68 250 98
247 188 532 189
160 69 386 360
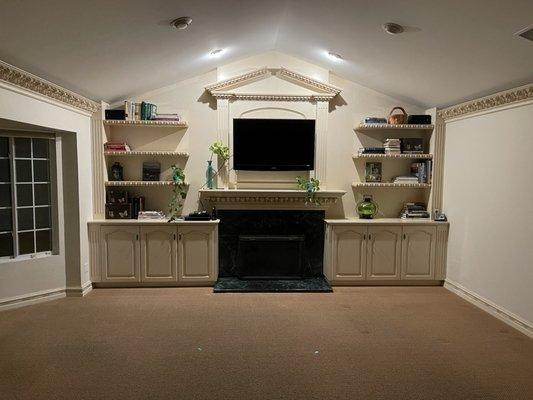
365 162 382 182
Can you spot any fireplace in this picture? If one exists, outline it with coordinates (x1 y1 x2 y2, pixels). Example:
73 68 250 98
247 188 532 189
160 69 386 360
218 210 325 278
237 235 305 279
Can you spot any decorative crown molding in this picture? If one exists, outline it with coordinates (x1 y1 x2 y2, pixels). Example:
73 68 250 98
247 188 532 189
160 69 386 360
0 60 100 113
438 84 533 120
205 66 341 102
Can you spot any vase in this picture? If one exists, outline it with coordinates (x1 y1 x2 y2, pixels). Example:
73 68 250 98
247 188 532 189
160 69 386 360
110 162 123 181
206 160 215 189
357 195 378 219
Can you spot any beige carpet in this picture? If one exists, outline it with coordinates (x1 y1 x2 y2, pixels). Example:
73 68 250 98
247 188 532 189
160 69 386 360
1 287 532 400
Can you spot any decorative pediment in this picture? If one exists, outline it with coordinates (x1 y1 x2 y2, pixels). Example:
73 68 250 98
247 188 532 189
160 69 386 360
205 67 341 102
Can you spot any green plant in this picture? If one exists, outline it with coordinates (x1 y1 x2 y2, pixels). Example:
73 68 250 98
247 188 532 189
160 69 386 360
168 165 187 222
209 141 230 162
296 176 321 205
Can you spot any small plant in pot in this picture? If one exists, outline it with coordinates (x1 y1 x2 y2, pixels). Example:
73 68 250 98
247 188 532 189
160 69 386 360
296 176 321 205
205 141 230 189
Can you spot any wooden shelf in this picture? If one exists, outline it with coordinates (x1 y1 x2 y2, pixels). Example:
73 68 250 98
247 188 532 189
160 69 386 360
352 182 431 188
105 181 186 187
103 120 188 128
353 153 433 160
355 123 434 132
104 150 189 157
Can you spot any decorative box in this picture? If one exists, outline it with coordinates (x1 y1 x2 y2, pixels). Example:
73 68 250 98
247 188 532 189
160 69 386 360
105 203 133 219
407 115 432 124
106 190 129 204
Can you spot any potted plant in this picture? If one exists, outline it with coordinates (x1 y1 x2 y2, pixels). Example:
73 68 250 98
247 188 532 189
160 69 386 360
296 176 321 205
168 165 187 222
205 141 230 189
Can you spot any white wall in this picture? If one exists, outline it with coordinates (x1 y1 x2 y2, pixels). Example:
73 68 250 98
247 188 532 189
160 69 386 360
0 83 93 304
442 102 533 326
132 51 424 218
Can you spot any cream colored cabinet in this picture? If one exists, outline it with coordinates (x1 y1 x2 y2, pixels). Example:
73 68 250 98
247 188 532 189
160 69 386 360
140 226 177 282
177 224 218 283
401 226 436 280
101 226 140 282
329 226 367 280
366 226 402 280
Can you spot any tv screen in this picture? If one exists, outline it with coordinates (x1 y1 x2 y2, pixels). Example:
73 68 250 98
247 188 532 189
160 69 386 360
233 118 315 171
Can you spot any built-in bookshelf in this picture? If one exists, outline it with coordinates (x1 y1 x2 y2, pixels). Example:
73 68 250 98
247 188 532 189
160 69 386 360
102 115 189 217
353 120 435 219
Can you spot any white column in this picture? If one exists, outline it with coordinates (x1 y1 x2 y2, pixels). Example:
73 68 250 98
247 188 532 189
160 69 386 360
314 100 329 188
216 97 230 189
90 101 106 218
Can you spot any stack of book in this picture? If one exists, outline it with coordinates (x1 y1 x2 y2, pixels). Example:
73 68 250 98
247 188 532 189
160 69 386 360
104 142 130 152
138 211 166 221
392 176 420 184
410 160 432 184
400 202 430 219
384 138 401 154
154 113 180 122
362 117 387 124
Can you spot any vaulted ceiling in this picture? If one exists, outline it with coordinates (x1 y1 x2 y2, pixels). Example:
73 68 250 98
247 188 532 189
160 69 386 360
0 0 531 108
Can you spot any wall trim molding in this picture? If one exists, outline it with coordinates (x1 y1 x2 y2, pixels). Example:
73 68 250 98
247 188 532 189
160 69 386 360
0 287 66 311
0 60 100 113
444 279 532 338
65 281 93 297
437 83 533 121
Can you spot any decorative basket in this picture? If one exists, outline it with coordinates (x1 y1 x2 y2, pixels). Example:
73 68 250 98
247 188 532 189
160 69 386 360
387 107 408 125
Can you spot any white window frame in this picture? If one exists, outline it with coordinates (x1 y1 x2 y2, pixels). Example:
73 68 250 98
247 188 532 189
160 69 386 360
0 134 57 263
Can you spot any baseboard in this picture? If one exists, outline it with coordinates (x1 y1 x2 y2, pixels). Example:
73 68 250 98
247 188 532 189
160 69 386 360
0 287 66 311
65 281 93 297
444 279 532 338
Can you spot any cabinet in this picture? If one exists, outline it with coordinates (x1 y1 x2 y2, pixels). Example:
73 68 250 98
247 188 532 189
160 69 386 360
141 226 177 282
90 222 219 286
366 226 402 280
178 225 218 283
401 226 436 279
325 221 445 283
101 226 140 282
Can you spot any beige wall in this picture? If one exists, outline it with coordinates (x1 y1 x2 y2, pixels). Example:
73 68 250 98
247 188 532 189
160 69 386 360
131 51 424 218
442 102 533 326
0 83 92 303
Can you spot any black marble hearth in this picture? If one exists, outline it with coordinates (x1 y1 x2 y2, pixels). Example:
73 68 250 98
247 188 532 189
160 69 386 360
215 210 331 292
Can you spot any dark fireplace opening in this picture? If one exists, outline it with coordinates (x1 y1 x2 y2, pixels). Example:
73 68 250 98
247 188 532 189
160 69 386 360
237 235 305 279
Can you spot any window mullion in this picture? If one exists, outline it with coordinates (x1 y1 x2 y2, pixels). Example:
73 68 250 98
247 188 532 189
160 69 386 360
9 137 18 258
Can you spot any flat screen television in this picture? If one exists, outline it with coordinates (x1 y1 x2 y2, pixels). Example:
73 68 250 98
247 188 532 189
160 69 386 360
233 118 315 171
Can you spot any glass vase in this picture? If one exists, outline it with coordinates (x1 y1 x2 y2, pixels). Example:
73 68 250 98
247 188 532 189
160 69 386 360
206 160 215 189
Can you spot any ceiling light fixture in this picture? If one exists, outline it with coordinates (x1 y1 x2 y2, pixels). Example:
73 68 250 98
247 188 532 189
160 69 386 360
172 17 192 30
209 48 225 57
327 51 343 61
382 22 404 35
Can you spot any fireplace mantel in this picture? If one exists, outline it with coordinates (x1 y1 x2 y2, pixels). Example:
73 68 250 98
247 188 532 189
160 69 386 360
199 189 346 210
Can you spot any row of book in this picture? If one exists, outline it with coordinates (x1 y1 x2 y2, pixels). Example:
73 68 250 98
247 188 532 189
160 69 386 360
400 202 430 219
357 138 425 155
124 101 181 121
410 160 432 184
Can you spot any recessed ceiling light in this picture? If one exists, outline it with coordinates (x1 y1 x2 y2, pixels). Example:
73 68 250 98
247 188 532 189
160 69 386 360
172 17 192 30
209 48 225 57
382 22 404 35
327 51 343 61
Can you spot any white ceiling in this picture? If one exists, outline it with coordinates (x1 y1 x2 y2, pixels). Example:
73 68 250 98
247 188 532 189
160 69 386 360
0 0 532 108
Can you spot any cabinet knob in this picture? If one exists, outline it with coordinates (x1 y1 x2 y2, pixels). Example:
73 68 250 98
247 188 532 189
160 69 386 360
403 234 406 240
173 233 176 241
135 234 139 241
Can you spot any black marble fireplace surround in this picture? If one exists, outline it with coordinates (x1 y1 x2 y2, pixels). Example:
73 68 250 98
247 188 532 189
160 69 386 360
215 210 331 292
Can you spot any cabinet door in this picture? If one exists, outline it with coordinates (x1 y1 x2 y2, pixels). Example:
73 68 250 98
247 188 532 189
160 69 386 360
330 226 367 280
178 225 217 283
140 226 177 282
401 226 436 280
101 226 140 282
366 226 402 280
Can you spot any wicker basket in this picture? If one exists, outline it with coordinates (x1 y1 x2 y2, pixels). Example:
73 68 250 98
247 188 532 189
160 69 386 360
387 107 408 125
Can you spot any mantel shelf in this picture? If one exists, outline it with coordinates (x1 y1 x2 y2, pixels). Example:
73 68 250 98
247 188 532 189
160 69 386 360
355 123 434 132
199 189 346 210
104 150 189 157
352 182 431 188
103 119 188 128
105 181 188 187
353 153 433 160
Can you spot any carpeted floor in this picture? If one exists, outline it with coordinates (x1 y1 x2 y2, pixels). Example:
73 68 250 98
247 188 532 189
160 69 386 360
1 287 532 400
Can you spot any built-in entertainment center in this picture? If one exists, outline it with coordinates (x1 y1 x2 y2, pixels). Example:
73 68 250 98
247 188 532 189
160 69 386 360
87 66 448 291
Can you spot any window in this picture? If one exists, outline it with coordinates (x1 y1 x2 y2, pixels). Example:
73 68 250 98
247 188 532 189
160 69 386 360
0 136 55 260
